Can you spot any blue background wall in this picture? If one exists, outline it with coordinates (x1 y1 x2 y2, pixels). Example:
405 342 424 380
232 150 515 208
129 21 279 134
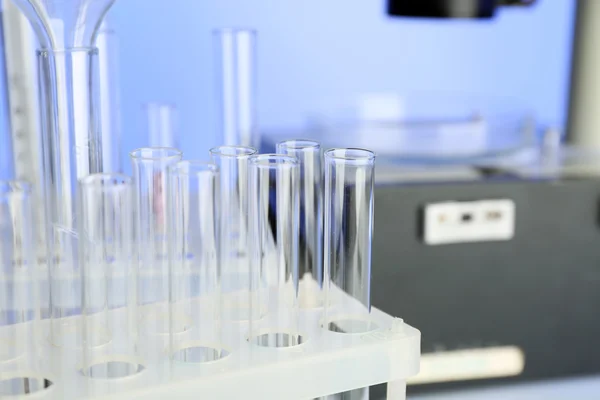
109 0 574 168
1 0 577 175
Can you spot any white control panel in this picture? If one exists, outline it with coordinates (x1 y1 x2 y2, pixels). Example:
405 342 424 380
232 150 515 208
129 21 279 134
424 199 515 245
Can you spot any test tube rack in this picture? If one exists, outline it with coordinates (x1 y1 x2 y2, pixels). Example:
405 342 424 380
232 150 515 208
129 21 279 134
0 305 419 399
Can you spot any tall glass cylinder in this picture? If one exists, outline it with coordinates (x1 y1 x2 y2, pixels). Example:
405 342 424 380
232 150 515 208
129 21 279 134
276 140 323 308
144 103 179 148
78 174 142 381
213 28 258 148
209 146 256 323
248 154 300 348
323 148 376 334
130 148 182 348
168 161 227 363
97 22 123 173
38 47 104 347
0 181 51 396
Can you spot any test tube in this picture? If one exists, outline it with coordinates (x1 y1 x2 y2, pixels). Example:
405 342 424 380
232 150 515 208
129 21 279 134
276 140 323 308
144 103 180 148
213 28 258 148
323 148 376 334
209 145 256 322
248 154 301 347
78 174 142 380
0 181 51 396
130 148 182 342
168 161 227 363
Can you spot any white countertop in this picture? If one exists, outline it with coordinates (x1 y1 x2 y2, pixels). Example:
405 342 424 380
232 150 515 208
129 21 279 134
411 375 600 399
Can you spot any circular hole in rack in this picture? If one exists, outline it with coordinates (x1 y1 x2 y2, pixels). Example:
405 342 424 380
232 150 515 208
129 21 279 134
83 361 145 380
251 332 305 348
327 319 378 334
0 376 53 397
172 346 230 363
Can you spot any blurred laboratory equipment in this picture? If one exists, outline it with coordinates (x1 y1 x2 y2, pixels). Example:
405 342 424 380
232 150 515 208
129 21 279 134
302 93 535 165
214 28 258 148
145 102 180 148
78 174 142 387
248 154 301 348
9 0 116 347
97 22 123 173
130 148 182 347
276 140 323 308
168 161 226 364
209 145 257 323
0 181 51 396
1 0 46 305
0 2 14 181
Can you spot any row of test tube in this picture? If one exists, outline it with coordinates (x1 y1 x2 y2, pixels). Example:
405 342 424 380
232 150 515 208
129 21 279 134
0 141 375 396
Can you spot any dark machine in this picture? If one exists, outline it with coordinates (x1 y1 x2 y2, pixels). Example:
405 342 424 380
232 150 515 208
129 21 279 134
369 0 600 395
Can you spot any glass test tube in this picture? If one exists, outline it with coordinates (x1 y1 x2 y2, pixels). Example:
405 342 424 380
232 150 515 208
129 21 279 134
323 149 376 334
209 146 256 323
78 174 142 381
168 161 227 363
248 154 301 347
276 140 323 308
144 103 180 148
130 148 182 342
213 28 258 148
38 47 104 347
0 181 51 396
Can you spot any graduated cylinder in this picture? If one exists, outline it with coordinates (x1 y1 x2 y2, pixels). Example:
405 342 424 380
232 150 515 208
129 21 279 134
249 154 301 348
38 48 104 347
323 148 376 334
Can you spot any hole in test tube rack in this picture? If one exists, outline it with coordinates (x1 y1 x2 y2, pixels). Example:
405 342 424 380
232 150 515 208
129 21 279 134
0 376 53 397
251 332 306 348
83 361 145 380
172 346 230 364
327 318 378 334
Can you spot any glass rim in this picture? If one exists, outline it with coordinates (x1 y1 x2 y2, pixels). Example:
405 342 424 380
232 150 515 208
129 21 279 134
143 102 178 111
276 139 321 150
212 27 257 36
79 173 132 189
0 180 32 195
250 154 299 168
209 145 257 158
324 148 376 164
171 160 218 175
130 147 182 161
37 47 98 55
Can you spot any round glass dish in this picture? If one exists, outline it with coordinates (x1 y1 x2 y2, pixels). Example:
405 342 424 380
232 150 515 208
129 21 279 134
266 93 536 165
